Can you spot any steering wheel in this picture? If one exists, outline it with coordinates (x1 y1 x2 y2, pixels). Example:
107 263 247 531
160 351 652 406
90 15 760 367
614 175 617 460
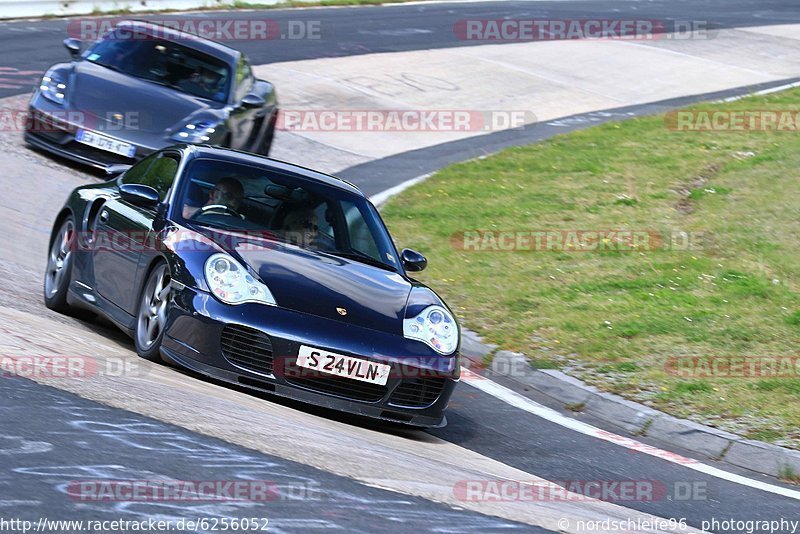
193 204 241 219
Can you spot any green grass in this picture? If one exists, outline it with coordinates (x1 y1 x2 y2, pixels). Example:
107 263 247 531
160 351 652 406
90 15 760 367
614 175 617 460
778 464 800 485
382 88 800 448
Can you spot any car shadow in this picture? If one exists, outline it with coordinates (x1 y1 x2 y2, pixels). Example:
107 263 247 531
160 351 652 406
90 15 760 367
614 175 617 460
161 361 441 442
25 143 111 181
68 306 439 440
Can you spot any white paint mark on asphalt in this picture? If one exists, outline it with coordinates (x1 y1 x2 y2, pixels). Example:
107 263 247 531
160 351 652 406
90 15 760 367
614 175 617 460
612 38 774 78
462 369 800 501
447 50 629 104
719 80 800 102
358 28 433 36
0 500 41 507
369 173 431 207
0 436 53 455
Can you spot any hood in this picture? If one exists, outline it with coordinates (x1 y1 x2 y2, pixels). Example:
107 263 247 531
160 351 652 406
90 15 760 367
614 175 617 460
241 245 411 335
184 226 412 335
67 61 223 135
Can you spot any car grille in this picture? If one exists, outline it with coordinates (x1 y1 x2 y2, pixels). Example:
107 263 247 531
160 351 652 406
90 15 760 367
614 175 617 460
284 364 387 403
28 128 71 144
389 378 447 408
221 325 273 375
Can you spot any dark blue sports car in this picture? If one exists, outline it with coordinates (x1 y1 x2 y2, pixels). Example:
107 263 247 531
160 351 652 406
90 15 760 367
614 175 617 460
44 145 460 427
26 21 277 170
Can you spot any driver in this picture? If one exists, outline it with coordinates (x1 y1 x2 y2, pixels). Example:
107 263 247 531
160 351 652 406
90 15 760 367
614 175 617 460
179 66 224 100
183 177 244 219
209 177 244 212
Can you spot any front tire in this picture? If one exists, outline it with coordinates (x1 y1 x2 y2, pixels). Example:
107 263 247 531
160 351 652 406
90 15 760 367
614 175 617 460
44 216 75 313
134 263 171 362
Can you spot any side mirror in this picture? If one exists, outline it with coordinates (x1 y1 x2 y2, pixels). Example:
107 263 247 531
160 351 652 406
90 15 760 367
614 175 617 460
401 248 427 272
153 203 168 231
119 184 160 209
240 93 265 109
105 164 132 176
63 38 82 58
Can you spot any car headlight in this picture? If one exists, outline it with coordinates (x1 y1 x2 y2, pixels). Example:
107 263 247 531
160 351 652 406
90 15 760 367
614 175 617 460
171 120 219 143
40 71 67 105
204 253 276 306
403 305 458 355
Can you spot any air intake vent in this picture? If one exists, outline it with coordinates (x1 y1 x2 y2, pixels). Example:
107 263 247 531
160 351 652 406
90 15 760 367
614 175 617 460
389 378 446 408
221 325 273 375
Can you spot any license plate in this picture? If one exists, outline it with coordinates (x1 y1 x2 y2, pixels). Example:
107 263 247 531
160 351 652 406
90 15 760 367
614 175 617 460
75 129 136 158
296 345 391 386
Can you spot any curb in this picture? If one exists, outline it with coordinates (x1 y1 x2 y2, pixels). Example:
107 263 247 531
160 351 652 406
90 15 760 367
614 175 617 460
374 181 800 480
461 337 800 479
365 82 800 482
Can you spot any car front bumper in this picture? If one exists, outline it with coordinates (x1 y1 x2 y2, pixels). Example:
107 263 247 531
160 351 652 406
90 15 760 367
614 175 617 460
25 101 161 170
160 285 460 428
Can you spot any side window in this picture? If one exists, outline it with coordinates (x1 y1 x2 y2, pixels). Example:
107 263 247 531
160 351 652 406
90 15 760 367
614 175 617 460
234 55 255 102
341 200 380 260
142 154 180 201
123 153 179 202
120 153 157 184
313 203 335 241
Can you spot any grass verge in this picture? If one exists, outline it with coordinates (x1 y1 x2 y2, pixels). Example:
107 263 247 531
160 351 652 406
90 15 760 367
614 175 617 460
382 88 800 449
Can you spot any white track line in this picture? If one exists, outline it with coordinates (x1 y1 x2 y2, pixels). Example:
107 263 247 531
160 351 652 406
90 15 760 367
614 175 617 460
461 368 800 501
370 173 431 207
366 79 800 501
719 80 800 102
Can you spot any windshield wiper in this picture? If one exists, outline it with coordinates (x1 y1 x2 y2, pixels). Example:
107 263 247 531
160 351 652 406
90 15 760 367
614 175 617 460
144 78 183 91
93 61 123 73
327 250 397 272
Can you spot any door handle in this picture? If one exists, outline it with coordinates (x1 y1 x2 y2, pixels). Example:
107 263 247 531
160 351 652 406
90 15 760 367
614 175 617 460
99 210 109 224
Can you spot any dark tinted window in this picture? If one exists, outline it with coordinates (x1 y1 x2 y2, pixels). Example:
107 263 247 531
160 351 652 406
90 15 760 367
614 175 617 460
119 152 156 183
85 32 230 103
177 158 400 271
234 55 254 102
122 153 179 201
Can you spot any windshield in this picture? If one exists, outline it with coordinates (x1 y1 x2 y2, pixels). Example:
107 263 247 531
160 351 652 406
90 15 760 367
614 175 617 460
175 158 401 271
83 32 230 103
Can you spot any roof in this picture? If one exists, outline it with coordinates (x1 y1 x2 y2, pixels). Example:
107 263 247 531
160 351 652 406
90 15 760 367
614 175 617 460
182 145 364 196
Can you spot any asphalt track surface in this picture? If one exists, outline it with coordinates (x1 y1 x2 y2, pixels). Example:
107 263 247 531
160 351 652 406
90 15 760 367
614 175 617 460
1 0 800 99
0 375 535 532
2 2 800 533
